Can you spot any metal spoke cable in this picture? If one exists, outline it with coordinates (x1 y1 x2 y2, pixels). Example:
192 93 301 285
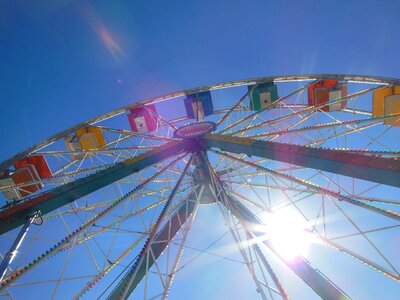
212 150 400 221
229 86 382 136
215 82 259 127
0 154 187 290
219 80 317 134
246 113 400 139
117 154 194 299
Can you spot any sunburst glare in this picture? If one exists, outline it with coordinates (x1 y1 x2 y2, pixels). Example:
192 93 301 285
260 210 318 261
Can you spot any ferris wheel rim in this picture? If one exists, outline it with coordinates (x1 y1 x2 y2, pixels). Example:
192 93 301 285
1 73 399 170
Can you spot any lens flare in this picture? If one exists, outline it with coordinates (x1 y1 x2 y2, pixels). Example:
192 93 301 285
261 210 316 261
95 22 123 60
80 3 124 63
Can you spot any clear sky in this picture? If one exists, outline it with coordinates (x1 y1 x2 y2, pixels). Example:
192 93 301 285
1 0 400 159
1 1 400 299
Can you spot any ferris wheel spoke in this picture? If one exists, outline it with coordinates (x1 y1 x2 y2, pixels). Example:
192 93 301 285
73 233 147 299
147 108 178 131
310 108 397 150
30 132 161 179
97 126 176 143
108 154 194 299
229 86 382 137
214 151 400 221
226 173 269 209
0 155 193 291
265 111 317 142
36 146 156 157
233 205 349 299
223 155 392 209
51 159 81 176
363 118 400 149
0 289 14 299
8 275 96 288
219 80 317 134
158 199 198 300
216 194 281 300
107 198 198 299
100 134 149 154
342 107 372 116
9 183 195 298
310 115 400 150
317 233 400 282
326 194 400 277
58 189 195 258
231 105 317 136
50 236 77 299
215 83 257 128
56 212 102 282
313 170 400 206
248 112 400 140
0 141 191 235
305 122 383 147
224 188 270 213
217 160 269 177
211 174 272 298
249 239 289 300
227 180 312 194
228 180 317 213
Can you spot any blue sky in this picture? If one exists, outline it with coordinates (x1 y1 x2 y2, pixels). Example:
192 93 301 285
1 0 400 159
1 1 400 299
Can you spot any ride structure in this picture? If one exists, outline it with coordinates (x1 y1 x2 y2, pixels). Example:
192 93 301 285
0 75 400 299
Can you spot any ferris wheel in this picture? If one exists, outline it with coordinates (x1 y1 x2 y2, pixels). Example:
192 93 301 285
0 74 400 299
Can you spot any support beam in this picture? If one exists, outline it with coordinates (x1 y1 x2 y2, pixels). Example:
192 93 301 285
250 236 289 300
112 155 194 299
0 213 38 281
0 140 192 235
106 199 197 299
200 134 400 188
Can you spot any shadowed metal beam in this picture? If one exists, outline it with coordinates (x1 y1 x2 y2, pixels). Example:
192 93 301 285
107 199 197 299
200 134 400 188
0 140 193 235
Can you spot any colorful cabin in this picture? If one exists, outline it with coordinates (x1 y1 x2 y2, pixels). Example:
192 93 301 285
0 160 49 200
75 127 106 150
127 104 158 133
4 155 53 198
14 155 52 179
64 127 106 159
308 80 347 112
6 155 52 199
0 170 20 200
184 91 213 120
64 136 85 160
248 82 279 111
11 165 43 197
384 95 400 126
373 86 400 126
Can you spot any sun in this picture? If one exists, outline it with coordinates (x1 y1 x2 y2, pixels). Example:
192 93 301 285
260 209 315 261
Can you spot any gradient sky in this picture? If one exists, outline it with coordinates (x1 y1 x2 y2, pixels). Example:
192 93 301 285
0 1 400 299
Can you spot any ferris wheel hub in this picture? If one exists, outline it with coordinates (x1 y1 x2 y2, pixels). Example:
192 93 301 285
173 121 216 139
